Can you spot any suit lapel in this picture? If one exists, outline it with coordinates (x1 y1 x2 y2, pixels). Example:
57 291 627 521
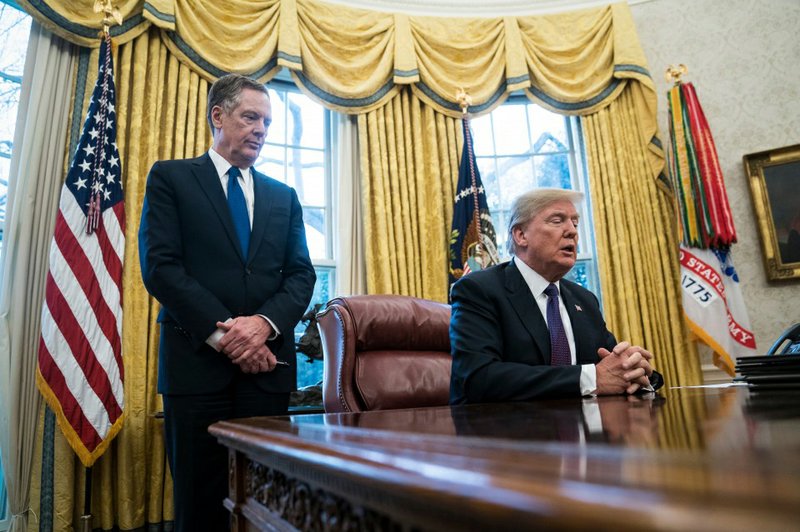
560 282 593 364
504 262 551 363
249 169 275 262
190 154 245 261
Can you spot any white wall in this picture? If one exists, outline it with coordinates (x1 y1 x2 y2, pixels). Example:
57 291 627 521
630 0 800 352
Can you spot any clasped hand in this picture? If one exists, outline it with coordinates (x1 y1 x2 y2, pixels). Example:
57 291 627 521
216 316 277 374
595 341 654 395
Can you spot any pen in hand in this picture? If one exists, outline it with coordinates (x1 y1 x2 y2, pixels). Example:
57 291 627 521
275 360 290 367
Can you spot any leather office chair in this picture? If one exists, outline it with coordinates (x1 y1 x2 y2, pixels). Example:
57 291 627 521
317 295 451 413
766 323 800 355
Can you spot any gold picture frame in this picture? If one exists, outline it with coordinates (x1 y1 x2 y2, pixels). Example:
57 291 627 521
743 143 800 281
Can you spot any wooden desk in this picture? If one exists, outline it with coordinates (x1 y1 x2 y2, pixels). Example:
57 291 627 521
209 386 800 531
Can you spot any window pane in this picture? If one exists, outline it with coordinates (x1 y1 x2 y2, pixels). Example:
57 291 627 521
0 5 32 244
0 451 5 521
287 147 324 205
470 100 599 301
470 114 495 156
294 267 334 389
258 144 285 182
266 88 286 145
534 153 571 189
491 105 530 156
564 260 590 289
495 156 534 208
303 207 326 260
476 157 498 205
287 92 324 149
256 83 332 262
528 105 568 153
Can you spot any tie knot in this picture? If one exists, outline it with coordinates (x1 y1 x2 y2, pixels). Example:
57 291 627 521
544 283 559 298
228 166 242 179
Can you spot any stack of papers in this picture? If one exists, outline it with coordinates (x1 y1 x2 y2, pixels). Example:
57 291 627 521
735 355 800 390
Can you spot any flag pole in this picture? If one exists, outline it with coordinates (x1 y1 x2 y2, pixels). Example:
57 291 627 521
80 467 92 532
455 88 483 260
448 88 500 291
78 3 122 531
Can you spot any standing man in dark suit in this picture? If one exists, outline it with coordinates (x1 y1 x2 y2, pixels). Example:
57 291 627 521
139 74 316 531
450 188 663 405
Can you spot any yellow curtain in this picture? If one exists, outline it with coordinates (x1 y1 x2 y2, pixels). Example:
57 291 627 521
20 2 657 116
582 89 702 386
358 88 460 300
26 27 210 531
13 0 706 527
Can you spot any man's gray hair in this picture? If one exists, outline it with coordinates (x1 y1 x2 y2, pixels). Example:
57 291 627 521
207 74 269 133
507 187 585 255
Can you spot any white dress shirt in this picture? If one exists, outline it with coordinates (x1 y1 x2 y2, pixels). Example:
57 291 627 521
208 147 255 228
205 149 279 350
513 257 597 395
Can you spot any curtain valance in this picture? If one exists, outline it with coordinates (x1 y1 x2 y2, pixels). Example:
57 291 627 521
19 0 662 176
19 1 654 112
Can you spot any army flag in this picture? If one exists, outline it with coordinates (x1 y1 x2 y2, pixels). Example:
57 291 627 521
667 81 756 375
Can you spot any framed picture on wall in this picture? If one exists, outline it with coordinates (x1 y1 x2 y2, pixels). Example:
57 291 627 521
743 143 800 281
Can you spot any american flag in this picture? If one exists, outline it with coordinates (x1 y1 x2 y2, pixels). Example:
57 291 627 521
36 34 125 467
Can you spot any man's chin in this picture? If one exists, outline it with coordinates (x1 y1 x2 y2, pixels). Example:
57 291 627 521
557 259 576 276
236 151 260 168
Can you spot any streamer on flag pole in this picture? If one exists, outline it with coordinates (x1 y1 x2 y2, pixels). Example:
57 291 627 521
36 28 126 467
448 90 499 297
666 65 756 376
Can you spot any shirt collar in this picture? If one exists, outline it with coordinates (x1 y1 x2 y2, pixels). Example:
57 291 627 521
513 256 559 298
208 147 250 180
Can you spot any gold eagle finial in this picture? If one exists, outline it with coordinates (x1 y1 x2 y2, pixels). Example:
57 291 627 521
94 0 123 35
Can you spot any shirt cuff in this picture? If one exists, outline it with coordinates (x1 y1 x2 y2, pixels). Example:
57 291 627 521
257 314 280 340
580 363 597 396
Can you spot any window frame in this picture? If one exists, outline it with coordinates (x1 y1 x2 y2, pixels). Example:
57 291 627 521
0 0 31 249
0 2 31 526
262 74 338 389
471 94 602 297
262 77 337 267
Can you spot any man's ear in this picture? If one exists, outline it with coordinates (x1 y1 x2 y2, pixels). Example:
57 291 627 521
512 225 527 248
210 105 224 130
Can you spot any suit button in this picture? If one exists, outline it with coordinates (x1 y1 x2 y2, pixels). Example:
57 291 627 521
245 268 252 275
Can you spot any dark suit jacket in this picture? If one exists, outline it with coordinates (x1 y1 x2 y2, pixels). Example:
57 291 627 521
450 260 662 404
138 153 316 395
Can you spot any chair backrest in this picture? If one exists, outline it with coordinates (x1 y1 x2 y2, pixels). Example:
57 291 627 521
317 295 451 413
767 323 800 355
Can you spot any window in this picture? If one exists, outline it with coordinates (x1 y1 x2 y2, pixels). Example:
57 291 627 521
471 97 601 296
254 80 335 389
1 4 31 526
0 2 30 252
0 452 5 526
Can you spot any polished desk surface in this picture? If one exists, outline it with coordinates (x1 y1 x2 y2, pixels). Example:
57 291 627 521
210 386 800 531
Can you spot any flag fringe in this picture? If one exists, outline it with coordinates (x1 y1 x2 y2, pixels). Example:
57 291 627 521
682 314 736 377
36 367 126 467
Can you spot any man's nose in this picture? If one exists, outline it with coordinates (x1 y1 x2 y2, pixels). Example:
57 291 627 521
564 221 578 237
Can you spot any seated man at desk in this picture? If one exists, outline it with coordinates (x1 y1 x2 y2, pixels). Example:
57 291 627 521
450 188 663 404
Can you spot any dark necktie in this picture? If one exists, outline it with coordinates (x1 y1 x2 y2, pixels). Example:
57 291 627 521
544 283 571 366
227 166 250 258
